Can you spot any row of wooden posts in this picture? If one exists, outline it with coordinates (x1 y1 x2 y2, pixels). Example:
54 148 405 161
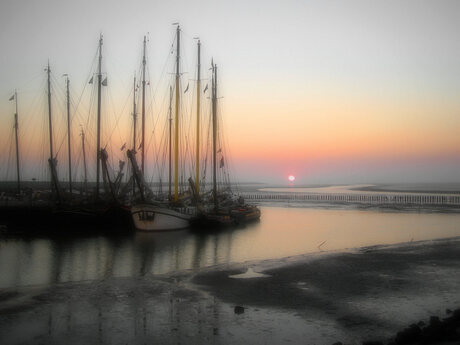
242 193 460 206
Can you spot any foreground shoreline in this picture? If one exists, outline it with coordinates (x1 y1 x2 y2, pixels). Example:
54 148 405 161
1 236 460 344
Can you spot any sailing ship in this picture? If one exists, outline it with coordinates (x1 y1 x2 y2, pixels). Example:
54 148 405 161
127 25 260 231
189 60 261 228
0 26 260 234
0 37 133 234
125 27 194 232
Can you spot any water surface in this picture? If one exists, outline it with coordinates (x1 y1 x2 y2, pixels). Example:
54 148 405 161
1 205 460 288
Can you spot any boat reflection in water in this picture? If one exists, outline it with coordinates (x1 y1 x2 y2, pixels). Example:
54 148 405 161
2 206 460 344
3 205 460 289
0 220 254 289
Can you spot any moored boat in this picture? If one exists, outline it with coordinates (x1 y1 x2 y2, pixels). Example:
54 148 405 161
130 204 191 231
189 60 261 228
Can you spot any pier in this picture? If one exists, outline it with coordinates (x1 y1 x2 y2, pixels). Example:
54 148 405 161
242 192 460 206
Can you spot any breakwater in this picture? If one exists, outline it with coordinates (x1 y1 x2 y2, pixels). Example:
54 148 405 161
242 192 460 206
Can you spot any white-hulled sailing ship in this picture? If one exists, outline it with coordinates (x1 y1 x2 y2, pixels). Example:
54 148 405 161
125 27 194 231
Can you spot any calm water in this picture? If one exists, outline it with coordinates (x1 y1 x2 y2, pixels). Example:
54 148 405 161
1 205 460 289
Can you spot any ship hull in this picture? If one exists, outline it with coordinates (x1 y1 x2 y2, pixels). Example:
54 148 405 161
131 204 191 231
0 202 133 235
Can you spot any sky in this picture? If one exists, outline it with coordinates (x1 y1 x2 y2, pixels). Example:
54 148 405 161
0 0 459 185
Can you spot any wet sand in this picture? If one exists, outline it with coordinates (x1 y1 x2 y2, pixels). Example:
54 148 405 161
1 237 460 344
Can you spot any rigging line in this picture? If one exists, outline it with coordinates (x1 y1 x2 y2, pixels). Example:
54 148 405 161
105 82 130 147
72 49 98 127
84 77 97 141
144 57 158 112
185 80 197 177
38 99 48 181
51 72 66 95
50 73 69 159
146 76 173 180
153 99 169 185
4 127 14 180
81 48 99 131
53 86 71 156
19 81 42 139
16 71 44 94
147 87 169 185
218 99 237 191
64 81 86 137
152 33 176 96
105 90 127 170
21 93 44 170
145 69 174 177
221 126 237 192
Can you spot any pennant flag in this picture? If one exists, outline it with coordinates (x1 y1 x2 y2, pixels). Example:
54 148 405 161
102 78 107 86
203 84 208 93
120 143 126 151
217 148 222 153
220 157 225 168
184 83 189 93
9 95 14 101
88 77 93 84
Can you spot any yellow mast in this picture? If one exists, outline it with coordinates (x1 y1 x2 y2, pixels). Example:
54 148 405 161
174 25 180 202
196 39 201 195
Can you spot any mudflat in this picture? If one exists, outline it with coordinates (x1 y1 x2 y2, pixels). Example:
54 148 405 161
1 237 459 344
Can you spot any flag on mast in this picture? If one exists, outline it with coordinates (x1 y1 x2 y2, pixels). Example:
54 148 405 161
184 83 189 93
203 84 208 93
9 95 14 101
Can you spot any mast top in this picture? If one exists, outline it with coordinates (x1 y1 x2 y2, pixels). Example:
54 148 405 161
98 34 103 64
142 35 146 63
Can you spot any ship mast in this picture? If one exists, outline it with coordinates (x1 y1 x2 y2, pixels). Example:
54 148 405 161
47 62 54 168
46 62 61 202
212 61 218 211
13 90 20 195
168 85 173 200
81 129 88 196
141 36 146 175
132 75 137 151
96 34 103 199
65 75 72 197
132 75 137 194
174 25 180 202
195 39 201 195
